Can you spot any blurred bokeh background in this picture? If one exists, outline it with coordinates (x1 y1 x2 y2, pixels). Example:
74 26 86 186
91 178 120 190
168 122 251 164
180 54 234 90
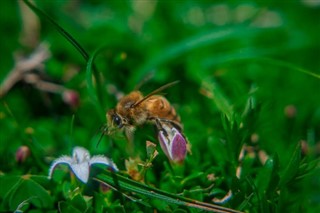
0 0 319 212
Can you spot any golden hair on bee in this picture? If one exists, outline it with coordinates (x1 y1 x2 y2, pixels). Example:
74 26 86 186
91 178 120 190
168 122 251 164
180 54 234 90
105 81 188 163
107 81 180 135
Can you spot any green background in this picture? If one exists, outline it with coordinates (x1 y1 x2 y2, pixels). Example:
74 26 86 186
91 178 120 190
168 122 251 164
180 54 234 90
0 0 319 212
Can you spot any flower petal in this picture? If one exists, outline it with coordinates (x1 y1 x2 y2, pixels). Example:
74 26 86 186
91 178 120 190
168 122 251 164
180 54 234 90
48 156 73 179
70 162 90 183
73 147 90 163
170 129 187 163
90 155 119 172
158 130 170 159
158 127 187 163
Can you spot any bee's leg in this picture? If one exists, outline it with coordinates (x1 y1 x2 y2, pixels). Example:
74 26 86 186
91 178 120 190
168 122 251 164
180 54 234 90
153 118 169 137
155 118 190 153
124 126 135 143
157 118 183 132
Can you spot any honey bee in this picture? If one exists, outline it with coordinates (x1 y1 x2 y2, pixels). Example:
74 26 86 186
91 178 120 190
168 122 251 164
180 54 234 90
105 81 187 163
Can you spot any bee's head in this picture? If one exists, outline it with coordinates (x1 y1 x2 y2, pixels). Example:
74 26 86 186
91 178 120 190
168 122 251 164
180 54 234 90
96 109 126 148
107 109 124 130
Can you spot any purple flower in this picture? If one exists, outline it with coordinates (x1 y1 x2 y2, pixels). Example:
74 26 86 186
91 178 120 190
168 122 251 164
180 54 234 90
16 146 30 163
158 126 187 163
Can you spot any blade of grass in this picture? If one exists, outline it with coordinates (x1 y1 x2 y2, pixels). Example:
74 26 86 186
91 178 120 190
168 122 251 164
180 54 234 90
245 176 263 213
95 170 243 213
131 27 272 84
94 178 152 208
86 46 113 119
86 50 99 105
205 55 320 80
23 0 105 112
69 114 75 138
279 142 301 187
201 78 234 120
22 0 89 61
254 57 320 79
67 114 75 150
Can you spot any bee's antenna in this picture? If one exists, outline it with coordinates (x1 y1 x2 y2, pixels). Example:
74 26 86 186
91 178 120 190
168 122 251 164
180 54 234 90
132 81 180 107
134 73 154 90
96 125 108 148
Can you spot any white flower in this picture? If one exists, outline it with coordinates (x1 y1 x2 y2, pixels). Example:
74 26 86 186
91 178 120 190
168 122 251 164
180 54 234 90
48 146 118 183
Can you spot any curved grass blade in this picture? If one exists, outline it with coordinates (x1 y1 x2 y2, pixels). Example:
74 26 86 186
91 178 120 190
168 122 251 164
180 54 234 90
22 0 89 61
246 176 264 212
254 57 320 80
86 50 100 104
203 54 320 80
23 0 105 112
279 142 301 187
86 46 113 118
131 27 266 84
95 170 243 213
95 178 151 207
201 78 234 120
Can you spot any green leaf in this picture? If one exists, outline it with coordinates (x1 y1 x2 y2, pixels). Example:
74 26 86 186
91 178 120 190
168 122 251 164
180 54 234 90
0 176 20 199
1 176 53 211
256 154 280 196
209 188 227 197
180 172 204 185
182 186 204 201
59 201 83 213
95 170 242 213
279 143 301 187
70 194 89 212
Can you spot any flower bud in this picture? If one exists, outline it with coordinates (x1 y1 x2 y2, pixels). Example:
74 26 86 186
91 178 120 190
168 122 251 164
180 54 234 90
158 126 187 163
16 146 30 163
62 90 80 108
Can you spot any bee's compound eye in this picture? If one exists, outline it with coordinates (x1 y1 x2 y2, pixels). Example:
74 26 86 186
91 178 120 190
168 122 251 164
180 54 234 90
113 114 122 127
